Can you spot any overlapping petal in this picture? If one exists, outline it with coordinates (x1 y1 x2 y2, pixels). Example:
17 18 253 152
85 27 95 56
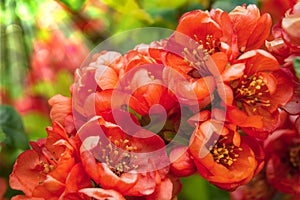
189 120 264 190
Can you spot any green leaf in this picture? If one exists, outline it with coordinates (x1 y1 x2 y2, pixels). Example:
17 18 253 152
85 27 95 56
0 127 6 143
0 127 5 152
58 0 86 12
179 175 230 200
179 174 210 200
22 112 50 141
32 70 73 99
212 0 258 12
293 57 300 80
0 105 29 150
141 0 186 9
103 0 153 33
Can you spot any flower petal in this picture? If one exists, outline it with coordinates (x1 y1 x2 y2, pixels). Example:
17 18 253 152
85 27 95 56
79 188 125 200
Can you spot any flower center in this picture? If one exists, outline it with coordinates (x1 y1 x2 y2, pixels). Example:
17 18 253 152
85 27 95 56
99 138 138 176
234 74 271 111
209 137 242 167
289 145 300 171
39 161 55 174
182 45 210 78
194 34 220 55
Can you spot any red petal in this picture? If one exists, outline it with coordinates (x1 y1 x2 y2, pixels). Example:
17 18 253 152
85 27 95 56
32 176 65 198
238 50 280 75
282 92 300 115
145 177 173 200
259 72 277 95
187 110 211 126
210 9 234 45
124 172 156 196
268 69 294 112
226 106 263 129
64 163 92 194
218 84 234 105
170 146 196 177
0 178 7 199
210 52 228 74
9 150 46 196
48 95 72 126
95 65 118 90
221 63 245 82
246 13 272 50
176 10 222 42
11 196 44 200
79 188 125 200
192 76 216 100
229 4 260 51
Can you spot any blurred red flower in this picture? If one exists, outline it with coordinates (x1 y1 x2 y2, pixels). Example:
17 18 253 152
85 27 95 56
266 2 300 64
0 178 7 200
260 0 297 24
264 128 300 194
230 170 276 200
30 30 89 83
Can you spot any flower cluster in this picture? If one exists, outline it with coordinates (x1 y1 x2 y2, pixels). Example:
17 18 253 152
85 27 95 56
9 3 300 200
231 2 300 199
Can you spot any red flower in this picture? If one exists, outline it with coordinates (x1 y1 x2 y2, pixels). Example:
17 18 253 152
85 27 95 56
230 170 276 200
48 95 73 130
169 146 196 177
14 95 50 116
73 49 179 121
29 30 89 83
229 4 272 52
222 50 294 139
266 2 300 64
260 0 297 24
9 122 92 199
0 178 7 200
119 50 179 115
281 2 300 47
72 51 123 111
149 42 218 106
154 9 234 103
189 120 264 190
264 128 300 194
77 188 125 200
175 9 235 57
78 116 175 199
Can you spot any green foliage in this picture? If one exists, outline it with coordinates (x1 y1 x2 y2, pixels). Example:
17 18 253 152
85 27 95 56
22 112 50 141
32 70 73 99
0 105 29 150
1 0 29 100
102 0 154 33
293 57 300 80
0 128 6 152
0 127 6 143
58 0 86 12
179 174 230 200
0 105 29 198
140 0 187 9
121 0 207 30
212 0 258 12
